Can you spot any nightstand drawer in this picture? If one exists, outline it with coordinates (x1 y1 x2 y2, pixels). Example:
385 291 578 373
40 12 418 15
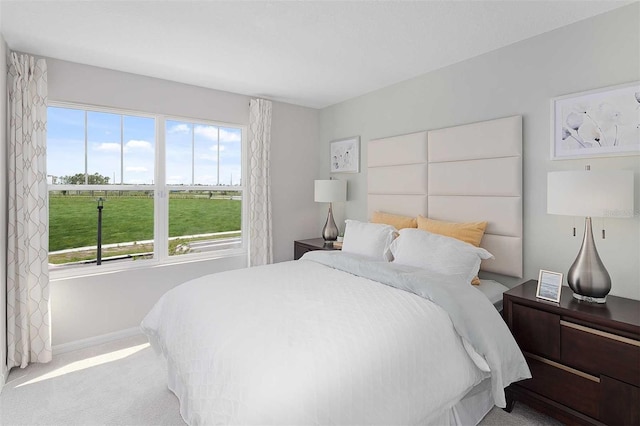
600 376 640 425
511 303 561 361
561 320 640 387
521 354 600 419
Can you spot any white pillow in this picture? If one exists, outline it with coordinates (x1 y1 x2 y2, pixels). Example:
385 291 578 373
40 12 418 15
390 228 494 283
341 220 397 261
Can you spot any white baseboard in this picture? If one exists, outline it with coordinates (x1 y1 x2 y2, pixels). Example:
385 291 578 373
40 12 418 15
52 327 143 355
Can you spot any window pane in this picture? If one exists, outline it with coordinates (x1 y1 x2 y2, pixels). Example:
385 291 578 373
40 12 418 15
219 127 242 186
87 111 121 184
48 107 245 271
166 120 192 185
194 124 219 185
123 115 155 185
168 190 241 256
49 190 154 269
47 107 85 184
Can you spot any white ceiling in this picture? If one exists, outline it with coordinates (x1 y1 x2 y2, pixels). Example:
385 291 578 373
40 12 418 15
1 1 634 109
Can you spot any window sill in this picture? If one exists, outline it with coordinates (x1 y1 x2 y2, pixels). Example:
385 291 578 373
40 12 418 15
49 248 247 281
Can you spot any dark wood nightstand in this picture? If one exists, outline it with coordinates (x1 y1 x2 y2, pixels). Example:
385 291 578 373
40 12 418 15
294 238 341 260
503 280 640 425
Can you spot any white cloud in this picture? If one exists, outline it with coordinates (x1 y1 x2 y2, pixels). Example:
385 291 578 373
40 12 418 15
194 125 217 141
125 166 148 172
194 126 240 143
209 145 226 152
220 128 241 143
93 142 121 153
168 124 191 134
192 125 241 144
93 140 153 154
125 139 153 152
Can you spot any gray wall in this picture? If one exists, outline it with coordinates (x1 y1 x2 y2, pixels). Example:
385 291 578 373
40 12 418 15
45 58 319 345
6 4 640 351
319 4 640 300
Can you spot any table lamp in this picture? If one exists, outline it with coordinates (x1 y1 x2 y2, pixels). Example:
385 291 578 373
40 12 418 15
547 167 634 303
314 179 347 242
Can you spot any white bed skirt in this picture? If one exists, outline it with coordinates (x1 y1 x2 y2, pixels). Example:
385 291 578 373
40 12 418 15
166 355 494 426
426 379 494 426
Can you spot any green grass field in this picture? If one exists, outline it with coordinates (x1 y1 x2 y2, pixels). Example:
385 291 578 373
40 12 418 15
49 194 241 252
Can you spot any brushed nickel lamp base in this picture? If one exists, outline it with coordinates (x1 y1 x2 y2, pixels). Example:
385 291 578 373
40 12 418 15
322 203 339 242
567 217 610 304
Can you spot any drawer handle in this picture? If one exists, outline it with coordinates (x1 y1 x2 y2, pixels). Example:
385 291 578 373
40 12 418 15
524 352 600 383
560 320 640 347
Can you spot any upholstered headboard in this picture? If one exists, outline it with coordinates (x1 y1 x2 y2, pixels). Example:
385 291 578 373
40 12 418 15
367 116 523 278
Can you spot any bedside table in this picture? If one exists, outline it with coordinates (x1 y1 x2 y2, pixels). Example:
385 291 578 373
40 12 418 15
503 280 640 425
294 238 341 260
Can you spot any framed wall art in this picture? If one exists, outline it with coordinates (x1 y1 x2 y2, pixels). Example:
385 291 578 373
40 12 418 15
330 136 360 173
551 81 640 160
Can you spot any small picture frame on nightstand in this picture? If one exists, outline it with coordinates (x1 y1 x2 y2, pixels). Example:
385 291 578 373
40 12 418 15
536 270 563 303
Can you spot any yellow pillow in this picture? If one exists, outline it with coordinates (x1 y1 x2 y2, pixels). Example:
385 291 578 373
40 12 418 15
417 216 487 247
371 211 417 230
417 216 488 285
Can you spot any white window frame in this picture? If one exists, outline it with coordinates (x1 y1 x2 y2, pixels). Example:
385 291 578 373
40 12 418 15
48 101 248 280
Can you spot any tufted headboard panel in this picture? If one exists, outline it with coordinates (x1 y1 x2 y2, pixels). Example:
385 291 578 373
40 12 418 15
367 115 523 278
367 131 429 217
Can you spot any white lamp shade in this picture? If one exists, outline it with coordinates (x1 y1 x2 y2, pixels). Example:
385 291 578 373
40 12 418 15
547 170 634 218
314 179 347 203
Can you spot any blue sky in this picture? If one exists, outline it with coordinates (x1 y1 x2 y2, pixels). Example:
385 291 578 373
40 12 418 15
47 107 242 186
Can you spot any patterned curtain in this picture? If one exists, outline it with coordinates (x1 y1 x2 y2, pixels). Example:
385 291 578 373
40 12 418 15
7 53 51 369
248 99 273 266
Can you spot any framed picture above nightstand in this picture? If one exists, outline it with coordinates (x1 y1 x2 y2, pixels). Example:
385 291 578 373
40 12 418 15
294 238 341 260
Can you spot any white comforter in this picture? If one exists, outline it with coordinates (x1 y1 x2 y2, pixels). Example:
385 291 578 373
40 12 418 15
142 256 494 425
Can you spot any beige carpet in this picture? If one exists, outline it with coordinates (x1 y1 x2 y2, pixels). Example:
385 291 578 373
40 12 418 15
0 334 561 425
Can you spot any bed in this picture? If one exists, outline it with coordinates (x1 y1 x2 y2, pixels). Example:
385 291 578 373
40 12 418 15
477 280 510 312
141 116 529 425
